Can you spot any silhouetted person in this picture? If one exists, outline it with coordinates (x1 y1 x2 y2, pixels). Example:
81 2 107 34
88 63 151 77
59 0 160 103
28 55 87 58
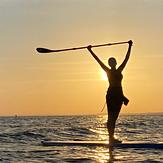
87 40 133 144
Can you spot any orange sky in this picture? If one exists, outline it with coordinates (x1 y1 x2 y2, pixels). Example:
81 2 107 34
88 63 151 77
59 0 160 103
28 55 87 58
0 0 163 115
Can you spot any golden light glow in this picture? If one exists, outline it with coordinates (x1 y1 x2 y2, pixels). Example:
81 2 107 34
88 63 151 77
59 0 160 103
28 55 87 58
0 1 163 115
101 70 108 81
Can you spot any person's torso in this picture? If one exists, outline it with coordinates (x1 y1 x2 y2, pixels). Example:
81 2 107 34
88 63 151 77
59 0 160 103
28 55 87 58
106 69 123 87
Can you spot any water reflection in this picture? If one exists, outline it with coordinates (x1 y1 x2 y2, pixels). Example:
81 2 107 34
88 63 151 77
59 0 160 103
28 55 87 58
92 115 163 162
94 146 127 163
94 146 110 163
93 115 124 162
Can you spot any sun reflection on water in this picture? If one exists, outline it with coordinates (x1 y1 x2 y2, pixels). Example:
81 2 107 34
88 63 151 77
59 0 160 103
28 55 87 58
91 115 126 163
93 146 126 163
94 147 110 163
95 115 108 141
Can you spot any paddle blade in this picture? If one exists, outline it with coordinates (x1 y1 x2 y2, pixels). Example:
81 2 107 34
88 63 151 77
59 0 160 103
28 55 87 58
36 48 54 53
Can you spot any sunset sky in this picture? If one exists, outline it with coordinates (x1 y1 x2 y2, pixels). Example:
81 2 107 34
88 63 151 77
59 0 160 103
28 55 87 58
0 0 163 115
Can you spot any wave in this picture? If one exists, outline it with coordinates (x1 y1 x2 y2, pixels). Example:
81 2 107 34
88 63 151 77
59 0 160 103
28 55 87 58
68 127 95 135
0 131 45 142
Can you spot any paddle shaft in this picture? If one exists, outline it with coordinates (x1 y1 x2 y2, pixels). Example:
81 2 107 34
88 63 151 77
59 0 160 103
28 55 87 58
36 41 128 53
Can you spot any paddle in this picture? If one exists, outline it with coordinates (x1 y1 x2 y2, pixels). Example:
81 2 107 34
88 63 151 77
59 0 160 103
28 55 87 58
36 41 128 53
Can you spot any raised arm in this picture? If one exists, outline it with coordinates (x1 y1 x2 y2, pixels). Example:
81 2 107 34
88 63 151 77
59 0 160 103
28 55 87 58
87 45 109 72
118 40 133 72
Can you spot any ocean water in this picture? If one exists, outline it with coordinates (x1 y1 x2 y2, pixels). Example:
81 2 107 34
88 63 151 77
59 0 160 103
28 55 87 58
0 114 162 162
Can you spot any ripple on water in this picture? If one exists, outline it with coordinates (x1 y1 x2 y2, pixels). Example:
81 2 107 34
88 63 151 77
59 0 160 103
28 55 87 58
0 114 162 162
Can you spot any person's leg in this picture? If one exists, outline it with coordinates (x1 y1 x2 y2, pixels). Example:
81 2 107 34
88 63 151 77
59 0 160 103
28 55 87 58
114 102 122 121
107 116 115 144
107 102 122 144
106 99 116 144
112 102 123 142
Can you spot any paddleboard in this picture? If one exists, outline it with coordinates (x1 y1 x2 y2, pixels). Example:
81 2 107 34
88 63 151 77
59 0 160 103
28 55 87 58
41 140 163 149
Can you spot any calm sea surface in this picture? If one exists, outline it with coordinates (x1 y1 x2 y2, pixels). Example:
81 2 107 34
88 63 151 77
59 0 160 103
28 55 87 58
0 114 162 162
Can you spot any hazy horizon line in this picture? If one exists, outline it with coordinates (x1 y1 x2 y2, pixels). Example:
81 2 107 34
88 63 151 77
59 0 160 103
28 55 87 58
0 112 162 117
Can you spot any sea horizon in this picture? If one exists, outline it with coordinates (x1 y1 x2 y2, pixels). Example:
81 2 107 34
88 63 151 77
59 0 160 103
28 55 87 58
0 111 162 117
0 114 162 162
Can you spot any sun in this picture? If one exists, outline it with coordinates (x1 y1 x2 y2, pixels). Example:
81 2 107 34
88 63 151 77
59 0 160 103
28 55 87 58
101 70 108 81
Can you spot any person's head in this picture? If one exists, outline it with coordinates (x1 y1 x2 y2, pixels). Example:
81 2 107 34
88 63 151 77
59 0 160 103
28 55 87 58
108 57 117 68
